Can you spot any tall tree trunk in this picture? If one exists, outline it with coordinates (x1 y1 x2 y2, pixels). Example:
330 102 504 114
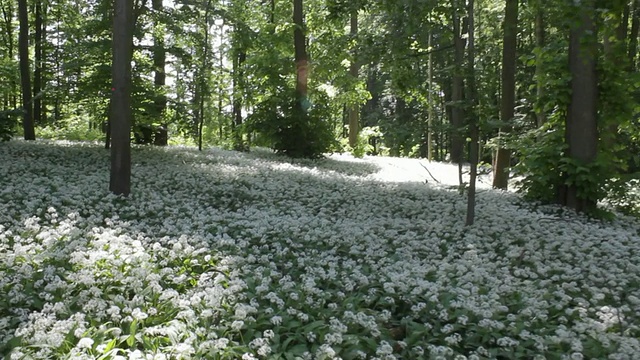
492 0 518 189
348 9 359 148
450 0 465 164
152 0 167 145
561 0 598 212
466 0 479 226
534 1 546 127
18 0 35 140
1 0 14 110
198 0 213 151
619 0 630 42
34 0 43 125
232 49 246 151
294 0 308 107
629 0 640 69
109 0 134 196
427 22 434 161
217 21 224 140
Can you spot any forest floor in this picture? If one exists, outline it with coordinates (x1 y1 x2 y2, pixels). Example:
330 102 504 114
1 140 639 359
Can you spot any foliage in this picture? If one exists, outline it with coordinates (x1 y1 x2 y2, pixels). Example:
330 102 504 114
604 177 640 217
514 120 566 204
341 125 383 158
247 89 338 158
1 141 640 359
38 114 104 142
0 109 20 142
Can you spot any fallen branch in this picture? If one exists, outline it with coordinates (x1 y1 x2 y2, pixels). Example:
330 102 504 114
419 162 442 184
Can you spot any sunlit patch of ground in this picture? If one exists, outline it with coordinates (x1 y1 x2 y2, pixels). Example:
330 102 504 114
0 140 639 359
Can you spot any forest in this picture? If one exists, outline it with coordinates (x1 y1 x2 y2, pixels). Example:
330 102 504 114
1 0 640 358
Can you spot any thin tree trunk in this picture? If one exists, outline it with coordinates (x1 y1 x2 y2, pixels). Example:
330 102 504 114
294 0 308 106
232 49 246 151
562 0 598 212
466 0 479 226
629 0 640 69
34 0 43 125
109 0 134 196
450 0 465 164
427 23 434 161
492 0 518 189
348 9 360 148
270 0 275 26
18 0 35 140
1 0 15 110
198 0 213 152
217 21 224 140
534 2 546 127
152 0 167 145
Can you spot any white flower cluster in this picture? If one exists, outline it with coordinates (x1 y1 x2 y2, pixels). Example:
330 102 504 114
0 141 639 359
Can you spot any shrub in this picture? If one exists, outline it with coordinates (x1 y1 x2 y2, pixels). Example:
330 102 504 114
0 109 20 142
247 89 337 158
341 126 383 158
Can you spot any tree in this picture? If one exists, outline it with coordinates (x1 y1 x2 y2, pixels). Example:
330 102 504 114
492 0 517 189
34 0 44 125
534 0 546 127
18 0 35 140
559 0 598 212
109 0 134 196
347 9 359 148
449 0 465 165
294 0 308 108
152 0 167 145
197 0 214 151
629 0 640 68
466 0 479 226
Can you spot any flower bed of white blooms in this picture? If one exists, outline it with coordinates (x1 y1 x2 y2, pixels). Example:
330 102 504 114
1 140 639 360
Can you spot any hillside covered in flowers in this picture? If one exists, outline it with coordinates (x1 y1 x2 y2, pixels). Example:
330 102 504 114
1 141 639 359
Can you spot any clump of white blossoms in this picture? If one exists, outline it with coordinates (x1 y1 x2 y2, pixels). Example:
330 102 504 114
0 141 639 359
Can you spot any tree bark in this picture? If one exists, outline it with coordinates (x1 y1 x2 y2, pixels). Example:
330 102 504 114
466 0 479 226
629 0 640 69
427 22 434 161
18 0 35 140
1 0 15 110
152 0 167 145
33 0 43 125
492 0 518 189
109 0 134 196
562 0 598 212
294 0 308 108
534 1 546 127
198 0 213 151
232 49 246 150
450 0 465 164
348 9 360 148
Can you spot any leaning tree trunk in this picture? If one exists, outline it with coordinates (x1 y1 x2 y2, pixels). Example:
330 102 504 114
109 0 134 196
18 0 35 140
492 0 518 189
561 0 598 213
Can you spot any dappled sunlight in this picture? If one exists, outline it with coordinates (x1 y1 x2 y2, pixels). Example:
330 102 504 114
1 141 639 359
